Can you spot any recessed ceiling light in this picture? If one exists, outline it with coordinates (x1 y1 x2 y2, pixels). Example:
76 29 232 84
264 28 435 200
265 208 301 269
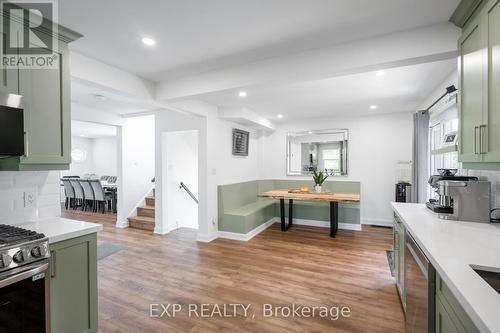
376 71 385 77
370 105 378 110
141 37 156 46
277 114 283 119
93 94 106 101
79 134 85 137
308 131 313 134
238 91 247 98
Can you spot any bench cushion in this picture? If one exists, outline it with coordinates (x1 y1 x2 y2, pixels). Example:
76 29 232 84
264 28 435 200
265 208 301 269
226 199 275 217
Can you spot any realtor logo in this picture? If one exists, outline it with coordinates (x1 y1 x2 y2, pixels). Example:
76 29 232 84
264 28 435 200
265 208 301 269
1 0 59 68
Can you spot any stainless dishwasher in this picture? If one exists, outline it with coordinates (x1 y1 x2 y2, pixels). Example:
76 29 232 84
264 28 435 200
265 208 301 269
405 232 435 333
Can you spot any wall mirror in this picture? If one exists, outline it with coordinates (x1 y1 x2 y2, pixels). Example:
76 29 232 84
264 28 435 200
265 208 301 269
286 129 348 176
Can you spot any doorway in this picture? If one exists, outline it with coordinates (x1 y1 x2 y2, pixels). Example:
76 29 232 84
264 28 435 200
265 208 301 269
164 130 199 230
60 120 119 222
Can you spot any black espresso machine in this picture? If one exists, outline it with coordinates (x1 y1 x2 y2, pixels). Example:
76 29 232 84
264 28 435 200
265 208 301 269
426 169 478 213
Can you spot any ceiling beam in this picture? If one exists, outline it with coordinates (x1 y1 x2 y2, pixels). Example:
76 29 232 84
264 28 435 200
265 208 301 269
70 51 156 100
155 23 460 101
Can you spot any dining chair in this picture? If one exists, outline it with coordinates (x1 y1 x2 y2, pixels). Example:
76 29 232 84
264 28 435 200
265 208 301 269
107 176 117 184
100 175 109 181
90 179 113 213
61 179 75 209
80 180 95 212
69 179 85 210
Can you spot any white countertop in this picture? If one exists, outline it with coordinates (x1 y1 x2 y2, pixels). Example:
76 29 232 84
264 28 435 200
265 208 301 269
391 202 500 333
18 217 103 244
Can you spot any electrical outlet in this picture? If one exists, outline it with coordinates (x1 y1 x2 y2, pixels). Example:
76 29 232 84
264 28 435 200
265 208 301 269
23 190 35 208
212 219 216 226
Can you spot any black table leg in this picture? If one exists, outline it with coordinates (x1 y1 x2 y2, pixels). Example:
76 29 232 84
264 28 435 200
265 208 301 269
280 199 285 231
288 199 293 229
330 201 339 238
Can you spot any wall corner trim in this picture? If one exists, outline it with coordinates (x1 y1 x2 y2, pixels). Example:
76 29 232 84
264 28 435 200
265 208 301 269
197 232 219 243
115 219 129 229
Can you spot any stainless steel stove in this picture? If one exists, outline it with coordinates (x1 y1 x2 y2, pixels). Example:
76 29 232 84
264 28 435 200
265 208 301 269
0 224 49 272
0 224 50 333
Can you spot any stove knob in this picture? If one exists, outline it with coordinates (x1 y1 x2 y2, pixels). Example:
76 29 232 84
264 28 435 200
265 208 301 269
13 249 29 263
0 254 12 268
31 245 47 258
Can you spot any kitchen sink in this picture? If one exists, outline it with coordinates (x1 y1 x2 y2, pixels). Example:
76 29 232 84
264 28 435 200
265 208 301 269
471 266 500 294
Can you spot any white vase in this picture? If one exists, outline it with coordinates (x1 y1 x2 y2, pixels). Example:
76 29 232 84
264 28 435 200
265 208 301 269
314 185 322 193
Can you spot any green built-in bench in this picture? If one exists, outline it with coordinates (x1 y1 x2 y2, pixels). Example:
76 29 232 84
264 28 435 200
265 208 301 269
218 179 360 238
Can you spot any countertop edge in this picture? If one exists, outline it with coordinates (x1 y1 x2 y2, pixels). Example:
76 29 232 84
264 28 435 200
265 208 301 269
48 224 103 244
17 217 103 245
390 202 491 333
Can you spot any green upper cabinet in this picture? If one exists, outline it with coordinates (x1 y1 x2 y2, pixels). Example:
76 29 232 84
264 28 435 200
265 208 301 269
458 13 486 162
19 41 71 165
484 0 500 162
459 0 500 169
0 32 19 94
0 10 81 171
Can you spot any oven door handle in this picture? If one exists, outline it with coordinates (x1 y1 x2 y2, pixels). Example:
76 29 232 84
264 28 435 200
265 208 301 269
0 262 49 288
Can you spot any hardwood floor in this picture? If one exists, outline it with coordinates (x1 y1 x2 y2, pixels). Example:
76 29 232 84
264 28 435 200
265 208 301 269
61 209 405 333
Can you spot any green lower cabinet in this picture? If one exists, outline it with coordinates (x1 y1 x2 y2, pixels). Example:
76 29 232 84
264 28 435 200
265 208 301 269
393 215 406 310
435 273 480 333
436 298 467 333
50 234 98 333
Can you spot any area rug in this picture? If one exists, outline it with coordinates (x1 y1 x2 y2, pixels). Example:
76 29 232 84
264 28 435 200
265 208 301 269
97 243 125 260
386 250 395 277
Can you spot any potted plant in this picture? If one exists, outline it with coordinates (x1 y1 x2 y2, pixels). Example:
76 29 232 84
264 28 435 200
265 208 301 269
312 170 329 193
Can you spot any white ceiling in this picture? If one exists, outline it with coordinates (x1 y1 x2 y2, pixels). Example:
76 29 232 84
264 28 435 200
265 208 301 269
71 80 157 115
59 0 459 82
72 120 117 138
199 59 457 120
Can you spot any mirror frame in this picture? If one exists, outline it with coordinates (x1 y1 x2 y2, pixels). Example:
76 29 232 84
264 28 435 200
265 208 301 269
286 129 349 176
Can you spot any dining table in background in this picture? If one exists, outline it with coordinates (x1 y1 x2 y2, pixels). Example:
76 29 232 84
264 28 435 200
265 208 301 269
101 181 118 213
258 189 360 237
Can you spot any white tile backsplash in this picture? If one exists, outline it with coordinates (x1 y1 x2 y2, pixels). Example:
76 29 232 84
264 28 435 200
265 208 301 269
0 171 61 225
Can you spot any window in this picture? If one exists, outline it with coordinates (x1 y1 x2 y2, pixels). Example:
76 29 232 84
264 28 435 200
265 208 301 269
322 148 340 172
428 113 459 200
71 148 87 163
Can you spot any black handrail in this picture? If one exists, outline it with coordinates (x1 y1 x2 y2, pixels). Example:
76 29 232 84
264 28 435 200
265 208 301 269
180 182 199 204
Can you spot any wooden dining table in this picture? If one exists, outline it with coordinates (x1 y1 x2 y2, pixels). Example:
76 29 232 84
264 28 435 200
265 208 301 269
258 190 360 237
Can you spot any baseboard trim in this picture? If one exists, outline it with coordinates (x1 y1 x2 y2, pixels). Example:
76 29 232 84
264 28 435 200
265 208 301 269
197 232 218 243
218 218 276 241
361 217 393 227
115 219 129 229
288 218 362 231
154 224 177 235
218 217 362 242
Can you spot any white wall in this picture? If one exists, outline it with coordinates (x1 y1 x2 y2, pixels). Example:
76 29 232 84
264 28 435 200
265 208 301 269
117 115 155 227
63 136 94 177
62 135 118 178
261 112 413 226
156 100 262 240
0 171 61 225
165 130 198 229
92 136 118 177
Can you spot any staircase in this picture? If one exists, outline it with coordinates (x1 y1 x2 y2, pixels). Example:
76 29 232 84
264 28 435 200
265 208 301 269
128 195 155 231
